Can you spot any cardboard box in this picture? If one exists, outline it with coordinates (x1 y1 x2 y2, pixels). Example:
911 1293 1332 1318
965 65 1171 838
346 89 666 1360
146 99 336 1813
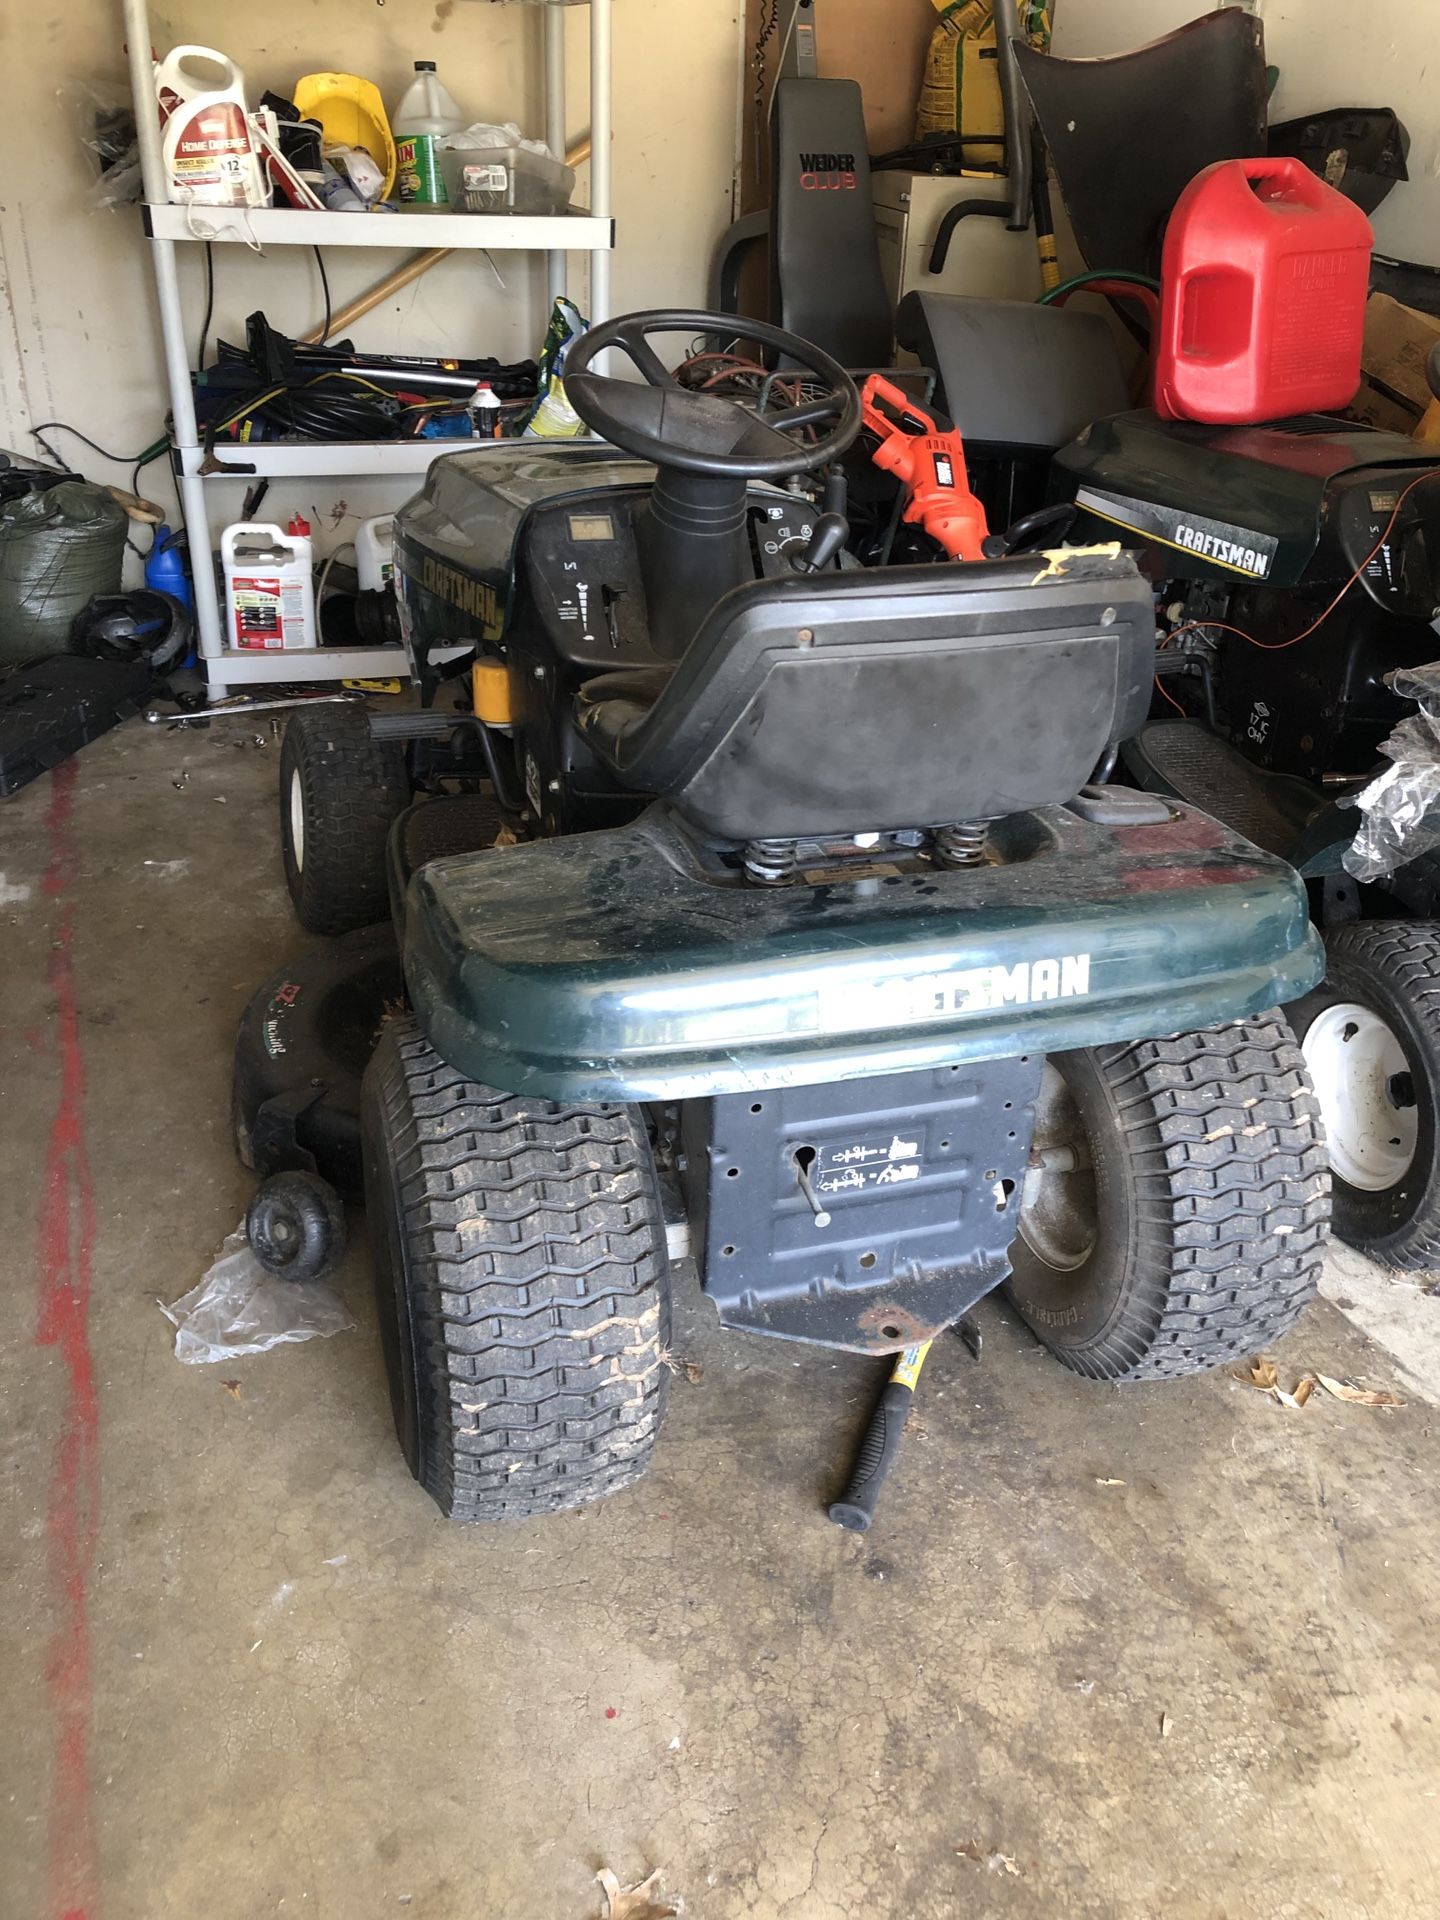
1355 291 1440 433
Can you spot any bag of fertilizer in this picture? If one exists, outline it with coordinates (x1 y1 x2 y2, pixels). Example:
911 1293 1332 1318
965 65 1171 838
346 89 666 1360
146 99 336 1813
521 297 590 440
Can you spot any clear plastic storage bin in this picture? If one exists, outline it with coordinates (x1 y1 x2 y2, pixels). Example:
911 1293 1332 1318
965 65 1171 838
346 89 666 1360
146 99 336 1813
439 144 575 215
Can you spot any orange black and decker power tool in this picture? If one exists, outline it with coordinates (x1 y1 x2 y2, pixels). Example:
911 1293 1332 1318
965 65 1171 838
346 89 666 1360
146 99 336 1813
860 374 991 562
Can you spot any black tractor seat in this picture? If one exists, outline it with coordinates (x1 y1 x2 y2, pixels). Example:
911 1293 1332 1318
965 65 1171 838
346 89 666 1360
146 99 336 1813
576 550 1156 844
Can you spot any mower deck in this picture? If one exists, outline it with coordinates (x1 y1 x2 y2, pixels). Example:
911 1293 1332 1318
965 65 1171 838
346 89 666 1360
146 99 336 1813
402 797 1322 1102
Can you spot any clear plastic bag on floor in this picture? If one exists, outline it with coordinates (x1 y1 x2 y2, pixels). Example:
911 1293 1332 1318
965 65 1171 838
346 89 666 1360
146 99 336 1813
161 1224 355 1364
1344 664 1440 882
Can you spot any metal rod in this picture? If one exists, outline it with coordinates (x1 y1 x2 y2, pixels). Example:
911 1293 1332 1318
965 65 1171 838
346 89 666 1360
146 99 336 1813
149 232 229 691
124 0 165 205
590 0 614 328
992 9 1035 233
148 693 359 726
545 1 569 309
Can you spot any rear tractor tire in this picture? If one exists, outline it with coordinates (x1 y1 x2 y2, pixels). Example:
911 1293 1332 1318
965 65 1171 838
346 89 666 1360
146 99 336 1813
1005 1013 1329 1380
1290 921 1440 1269
280 705 409 936
361 1018 672 1522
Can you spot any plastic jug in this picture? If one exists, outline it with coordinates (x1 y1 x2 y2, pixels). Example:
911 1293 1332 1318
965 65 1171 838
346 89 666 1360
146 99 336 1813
393 61 465 207
221 521 316 652
354 514 395 592
145 524 193 612
155 46 268 208
1155 158 1373 425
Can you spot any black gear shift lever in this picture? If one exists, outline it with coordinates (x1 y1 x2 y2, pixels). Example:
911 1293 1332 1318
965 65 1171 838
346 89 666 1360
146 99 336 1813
792 466 850 573
791 512 850 574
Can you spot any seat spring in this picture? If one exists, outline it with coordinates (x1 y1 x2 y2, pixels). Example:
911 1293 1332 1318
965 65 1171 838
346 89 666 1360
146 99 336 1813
933 821 990 869
744 838 799 886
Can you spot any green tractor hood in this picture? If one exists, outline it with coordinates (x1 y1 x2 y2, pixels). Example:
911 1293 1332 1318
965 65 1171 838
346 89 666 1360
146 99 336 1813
402 802 1322 1102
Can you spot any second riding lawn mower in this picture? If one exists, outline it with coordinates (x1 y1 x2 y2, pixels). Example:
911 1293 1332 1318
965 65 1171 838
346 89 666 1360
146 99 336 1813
894 285 1440 1271
245 308 1329 1525
893 5 1440 1271
709 0 1440 1272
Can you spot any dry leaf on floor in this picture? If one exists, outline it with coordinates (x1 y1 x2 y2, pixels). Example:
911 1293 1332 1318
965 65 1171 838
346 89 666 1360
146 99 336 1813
1233 1359 1315 1409
1315 1374 1405 1409
596 1867 682 1919
955 1843 1021 1875
221 1379 242 1399
660 1351 703 1384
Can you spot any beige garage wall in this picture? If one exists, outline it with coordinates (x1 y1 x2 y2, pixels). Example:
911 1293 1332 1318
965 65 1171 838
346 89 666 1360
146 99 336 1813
0 0 743 554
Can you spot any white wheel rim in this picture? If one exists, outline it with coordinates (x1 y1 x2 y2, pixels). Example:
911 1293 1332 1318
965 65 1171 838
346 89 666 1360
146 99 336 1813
289 769 305 873
1017 1061 1098 1272
1302 1000 1418 1192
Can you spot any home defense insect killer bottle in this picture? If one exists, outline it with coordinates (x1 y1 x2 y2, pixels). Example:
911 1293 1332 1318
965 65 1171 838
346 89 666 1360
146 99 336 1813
393 62 464 208
221 519 317 652
155 46 268 208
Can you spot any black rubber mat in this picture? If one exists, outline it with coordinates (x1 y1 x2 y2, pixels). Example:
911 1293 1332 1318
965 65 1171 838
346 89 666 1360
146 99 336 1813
1129 721 1316 857
394 793 503 885
0 654 151 797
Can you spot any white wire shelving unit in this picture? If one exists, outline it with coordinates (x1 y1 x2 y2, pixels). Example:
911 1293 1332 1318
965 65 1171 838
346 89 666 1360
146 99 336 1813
121 0 614 697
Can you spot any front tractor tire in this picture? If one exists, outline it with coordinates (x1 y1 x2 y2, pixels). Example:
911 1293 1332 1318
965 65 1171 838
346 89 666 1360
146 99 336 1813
1290 921 1440 1269
280 705 409 936
1006 1014 1329 1380
361 1019 672 1522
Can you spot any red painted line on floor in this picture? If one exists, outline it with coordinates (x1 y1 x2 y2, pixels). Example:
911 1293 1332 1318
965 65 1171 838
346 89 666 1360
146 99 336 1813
34 759 101 1920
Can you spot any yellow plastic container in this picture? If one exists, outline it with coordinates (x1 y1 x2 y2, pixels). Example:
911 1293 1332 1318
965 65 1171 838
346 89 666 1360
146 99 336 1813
293 73 398 201
472 660 513 727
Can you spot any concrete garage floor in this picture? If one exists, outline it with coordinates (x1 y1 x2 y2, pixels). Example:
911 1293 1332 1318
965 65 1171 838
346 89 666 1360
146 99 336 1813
5 715 1440 1920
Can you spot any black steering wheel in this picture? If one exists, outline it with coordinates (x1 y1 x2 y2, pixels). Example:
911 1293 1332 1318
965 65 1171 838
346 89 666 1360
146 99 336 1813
564 309 863 481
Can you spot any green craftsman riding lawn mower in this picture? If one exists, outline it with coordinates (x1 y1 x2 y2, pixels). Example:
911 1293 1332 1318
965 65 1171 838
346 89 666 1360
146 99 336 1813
896 289 1440 1273
237 308 1332 1525
694 0 1440 1274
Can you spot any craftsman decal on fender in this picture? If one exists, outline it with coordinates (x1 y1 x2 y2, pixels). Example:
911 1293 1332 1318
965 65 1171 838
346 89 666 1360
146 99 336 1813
1075 485 1277 579
419 556 505 639
817 954 1091 1034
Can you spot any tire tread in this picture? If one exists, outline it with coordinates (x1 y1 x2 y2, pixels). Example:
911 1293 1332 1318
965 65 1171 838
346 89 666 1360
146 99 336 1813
1011 1014 1329 1382
1296 919 1440 1269
364 1019 670 1521
281 706 409 935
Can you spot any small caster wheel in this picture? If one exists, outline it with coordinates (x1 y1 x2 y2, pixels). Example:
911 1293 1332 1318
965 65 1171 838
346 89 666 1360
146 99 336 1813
246 1171 347 1283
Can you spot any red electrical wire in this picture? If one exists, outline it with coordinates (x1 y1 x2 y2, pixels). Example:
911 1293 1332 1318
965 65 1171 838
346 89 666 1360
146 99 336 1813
1153 674 1187 716
1160 467 1440 653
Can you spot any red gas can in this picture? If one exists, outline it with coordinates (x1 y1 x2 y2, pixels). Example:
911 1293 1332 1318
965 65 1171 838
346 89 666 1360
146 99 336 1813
1155 157 1373 425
